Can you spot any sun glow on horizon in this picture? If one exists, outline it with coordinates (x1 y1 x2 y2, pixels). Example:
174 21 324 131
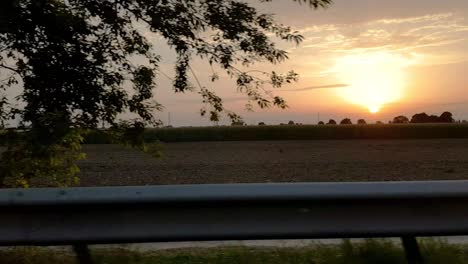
369 105 380 113
333 52 417 113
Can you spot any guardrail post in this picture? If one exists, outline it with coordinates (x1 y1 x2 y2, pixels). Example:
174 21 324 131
401 236 424 264
73 244 94 264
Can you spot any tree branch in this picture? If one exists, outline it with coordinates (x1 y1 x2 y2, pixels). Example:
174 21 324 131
0 64 19 74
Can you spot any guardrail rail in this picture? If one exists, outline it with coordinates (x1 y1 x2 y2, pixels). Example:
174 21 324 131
2 180 468 264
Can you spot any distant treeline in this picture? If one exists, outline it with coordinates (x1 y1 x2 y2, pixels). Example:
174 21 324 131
256 111 458 126
393 111 455 124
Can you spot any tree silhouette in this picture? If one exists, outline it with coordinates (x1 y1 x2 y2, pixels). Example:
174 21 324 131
0 0 333 187
340 118 352 125
231 120 245 126
439 112 454 123
393 115 409 124
327 119 337 125
258 122 266 126
411 112 453 123
428 115 439 122
318 121 325 125
288 120 295 125
411 113 430 123
357 119 367 125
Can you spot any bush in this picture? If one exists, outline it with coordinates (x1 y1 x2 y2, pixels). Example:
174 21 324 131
340 118 352 125
0 127 85 188
393 115 409 124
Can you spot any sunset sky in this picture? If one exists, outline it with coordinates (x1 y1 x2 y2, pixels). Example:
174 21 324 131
5 0 464 127
146 0 467 126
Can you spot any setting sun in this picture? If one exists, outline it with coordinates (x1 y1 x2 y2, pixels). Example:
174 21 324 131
333 52 416 113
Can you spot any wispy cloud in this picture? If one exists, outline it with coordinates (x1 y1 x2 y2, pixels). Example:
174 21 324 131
290 12 468 68
278 84 349 92
376 13 454 24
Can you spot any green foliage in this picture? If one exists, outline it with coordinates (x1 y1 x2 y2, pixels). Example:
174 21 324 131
420 239 468 264
2 239 468 264
109 120 163 158
0 247 73 264
339 239 406 264
0 125 86 188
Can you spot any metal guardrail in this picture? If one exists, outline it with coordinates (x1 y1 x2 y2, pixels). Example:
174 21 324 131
2 180 468 264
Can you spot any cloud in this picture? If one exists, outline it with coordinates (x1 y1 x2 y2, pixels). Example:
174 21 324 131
376 13 454 24
289 12 468 68
278 84 349 92
297 24 341 34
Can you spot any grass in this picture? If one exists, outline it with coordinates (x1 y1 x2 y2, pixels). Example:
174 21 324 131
84 123 468 143
2 239 468 264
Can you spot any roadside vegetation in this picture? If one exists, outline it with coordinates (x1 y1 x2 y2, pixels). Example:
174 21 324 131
1 239 468 264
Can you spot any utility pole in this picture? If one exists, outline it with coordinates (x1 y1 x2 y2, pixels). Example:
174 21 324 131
317 112 320 124
168 112 171 126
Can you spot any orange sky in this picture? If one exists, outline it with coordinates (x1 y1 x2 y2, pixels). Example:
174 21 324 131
149 0 468 126
5 0 466 126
